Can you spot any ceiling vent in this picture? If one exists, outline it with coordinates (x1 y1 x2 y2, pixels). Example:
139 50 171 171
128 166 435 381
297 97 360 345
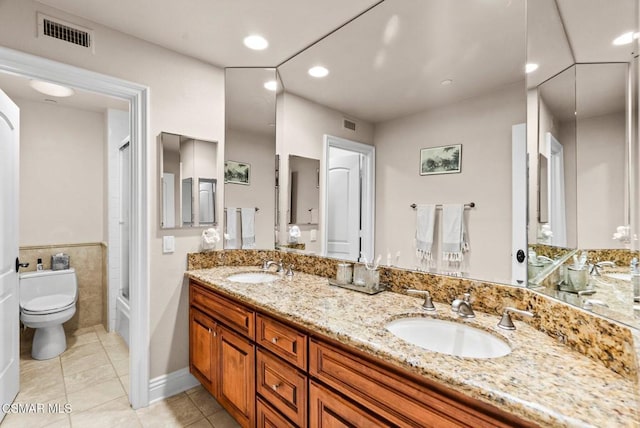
343 118 357 131
37 13 94 52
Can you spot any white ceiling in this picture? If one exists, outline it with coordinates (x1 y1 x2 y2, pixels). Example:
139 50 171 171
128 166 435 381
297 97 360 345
278 0 526 123
528 0 637 88
26 0 638 126
225 68 277 137
35 0 382 68
0 71 129 112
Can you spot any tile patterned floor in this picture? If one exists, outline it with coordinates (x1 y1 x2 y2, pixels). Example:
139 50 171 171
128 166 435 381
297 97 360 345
2 325 238 428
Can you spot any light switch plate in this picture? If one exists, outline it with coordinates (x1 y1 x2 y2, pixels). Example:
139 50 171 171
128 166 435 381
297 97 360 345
163 235 175 254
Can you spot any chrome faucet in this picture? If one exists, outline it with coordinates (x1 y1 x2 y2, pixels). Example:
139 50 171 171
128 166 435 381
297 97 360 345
262 260 284 273
452 293 475 318
589 261 615 276
497 307 534 330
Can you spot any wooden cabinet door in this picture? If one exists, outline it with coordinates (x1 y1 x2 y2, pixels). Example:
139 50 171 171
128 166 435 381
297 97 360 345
309 381 391 428
218 324 256 428
189 308 217 396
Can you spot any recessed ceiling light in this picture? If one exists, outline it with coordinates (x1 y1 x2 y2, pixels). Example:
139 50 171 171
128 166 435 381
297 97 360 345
613 31 637 45
243 35 268 50
30 80 75 97
525 63 539 74
440 79 453 86
264 80 277 91
308 66 329 78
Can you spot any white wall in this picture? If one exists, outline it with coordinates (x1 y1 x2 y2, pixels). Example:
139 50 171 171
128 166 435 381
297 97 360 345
577 112 626 248
0 0 225 379
276 92 374 247
225 128 275 249
374 82 525 283
18 98 105 245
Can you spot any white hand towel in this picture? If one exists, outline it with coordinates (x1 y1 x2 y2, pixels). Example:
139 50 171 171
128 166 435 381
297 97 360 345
241 207 256 249
415 204 436 263
225 207 238 249
441 204 469 262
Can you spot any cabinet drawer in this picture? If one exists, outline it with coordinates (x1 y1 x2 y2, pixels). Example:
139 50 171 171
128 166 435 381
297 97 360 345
191 283 255 339
310 339 517 428
257 348 307 427
257 314 307 370
257 398 296 428
309 380 391 427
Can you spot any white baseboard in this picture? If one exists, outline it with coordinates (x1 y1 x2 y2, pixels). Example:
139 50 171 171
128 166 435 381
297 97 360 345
148 367 200 404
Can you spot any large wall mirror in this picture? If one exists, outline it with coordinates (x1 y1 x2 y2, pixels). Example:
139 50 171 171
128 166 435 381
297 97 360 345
224 68 277 249
160 132 219 228
527 0 640 329
276 0 526 284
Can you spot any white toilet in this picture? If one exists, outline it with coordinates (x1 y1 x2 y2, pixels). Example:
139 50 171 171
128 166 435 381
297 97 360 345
19 268 78 360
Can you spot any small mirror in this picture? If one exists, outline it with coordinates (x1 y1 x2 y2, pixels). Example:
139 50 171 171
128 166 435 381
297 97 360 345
160 132 219 228
288 155 319 225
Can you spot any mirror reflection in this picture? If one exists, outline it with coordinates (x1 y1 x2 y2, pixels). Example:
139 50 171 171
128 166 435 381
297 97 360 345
224 68 277 249
160 132 218 228
277 0 525 284
288 155 319 226
526 0 640 328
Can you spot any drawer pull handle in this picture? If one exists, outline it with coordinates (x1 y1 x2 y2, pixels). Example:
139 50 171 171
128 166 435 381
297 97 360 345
271 383 281 391
271 337 279 344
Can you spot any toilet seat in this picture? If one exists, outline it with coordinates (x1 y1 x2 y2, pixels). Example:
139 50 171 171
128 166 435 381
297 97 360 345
21 294 76 315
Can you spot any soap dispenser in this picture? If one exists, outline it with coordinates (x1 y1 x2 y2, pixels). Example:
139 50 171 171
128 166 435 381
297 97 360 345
36 258 43 271
632 258 640 302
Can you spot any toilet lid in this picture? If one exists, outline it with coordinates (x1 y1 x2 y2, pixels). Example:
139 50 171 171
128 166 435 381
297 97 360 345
21 294 75 314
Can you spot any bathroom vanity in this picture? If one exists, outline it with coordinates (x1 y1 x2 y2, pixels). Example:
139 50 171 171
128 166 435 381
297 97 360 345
187 266 639 427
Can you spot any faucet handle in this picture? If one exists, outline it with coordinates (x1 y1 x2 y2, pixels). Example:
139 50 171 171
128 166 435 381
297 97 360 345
497 307 534 330
285 264 295 277
407 289 436 311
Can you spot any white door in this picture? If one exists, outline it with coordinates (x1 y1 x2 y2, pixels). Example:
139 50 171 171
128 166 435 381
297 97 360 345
327 148 360 260
0 89 20 422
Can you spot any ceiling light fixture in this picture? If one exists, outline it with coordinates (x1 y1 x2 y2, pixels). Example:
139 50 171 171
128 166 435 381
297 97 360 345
308 66 329 78
612 31 637 45
243 35 268 50
30 80 75 97
525 63 539 74
440 79 453 86
264 80 277 91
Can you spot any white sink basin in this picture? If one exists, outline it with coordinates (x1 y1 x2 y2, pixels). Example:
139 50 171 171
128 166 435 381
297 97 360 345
226 272 280 284
386 317 511 359
604 272 631 281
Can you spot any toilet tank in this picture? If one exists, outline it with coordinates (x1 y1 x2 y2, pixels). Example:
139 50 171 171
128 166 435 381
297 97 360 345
19 268 78 306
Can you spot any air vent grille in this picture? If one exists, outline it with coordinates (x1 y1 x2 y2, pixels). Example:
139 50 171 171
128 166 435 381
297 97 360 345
38 13 93 51
343 119 356 131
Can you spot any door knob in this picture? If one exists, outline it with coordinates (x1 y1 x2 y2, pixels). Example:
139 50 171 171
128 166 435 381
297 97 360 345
15 257 29 272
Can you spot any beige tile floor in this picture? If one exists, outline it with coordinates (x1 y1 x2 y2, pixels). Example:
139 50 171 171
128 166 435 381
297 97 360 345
2 324 239 428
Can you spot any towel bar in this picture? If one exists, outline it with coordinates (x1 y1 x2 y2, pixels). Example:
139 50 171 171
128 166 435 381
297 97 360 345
224 207 259 212
410 202 475 209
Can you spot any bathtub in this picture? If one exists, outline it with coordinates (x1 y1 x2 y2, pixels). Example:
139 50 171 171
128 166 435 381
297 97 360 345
115 292 130 348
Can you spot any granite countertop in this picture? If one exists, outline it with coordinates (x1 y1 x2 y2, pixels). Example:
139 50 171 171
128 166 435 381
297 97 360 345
534 268 640 329
186 266 640 428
